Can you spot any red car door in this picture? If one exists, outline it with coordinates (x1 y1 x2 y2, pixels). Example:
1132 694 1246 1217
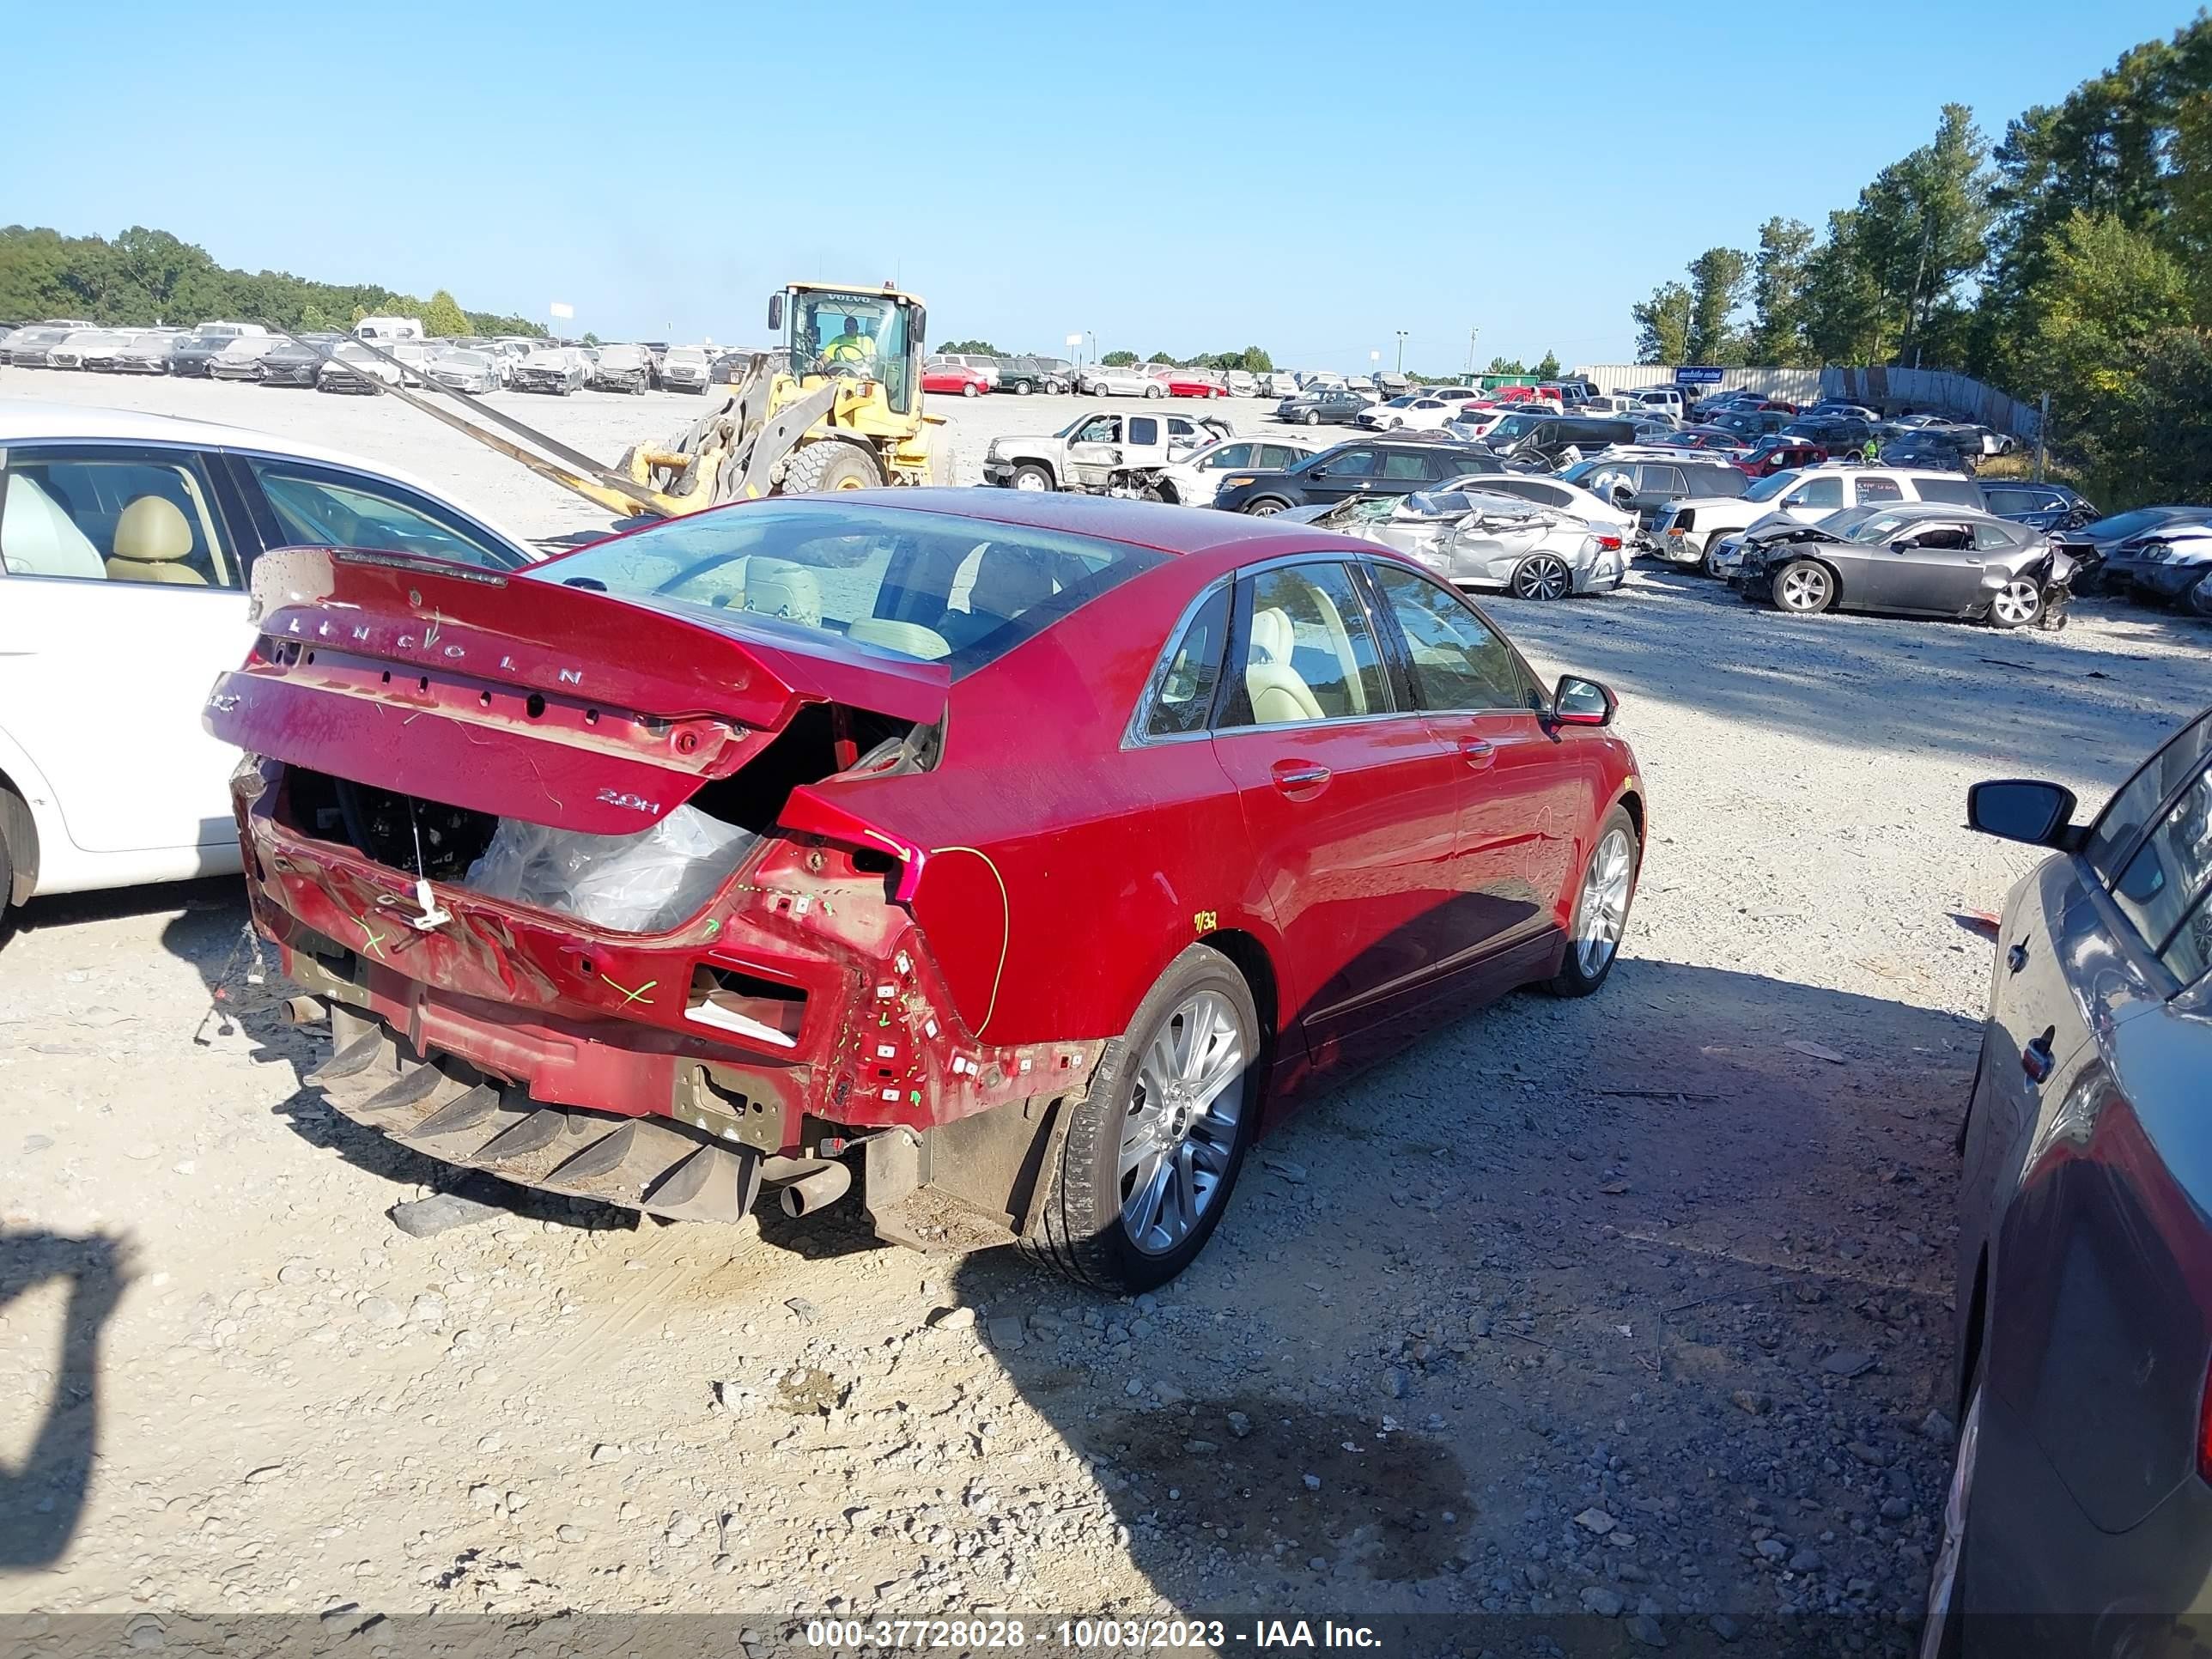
1364 560 1576 981
1208 558 1473 1087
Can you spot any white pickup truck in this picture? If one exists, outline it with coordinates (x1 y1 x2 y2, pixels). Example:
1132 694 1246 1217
981 408 1233 497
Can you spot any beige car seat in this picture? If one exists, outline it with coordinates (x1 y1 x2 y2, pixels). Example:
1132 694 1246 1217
742 557 821 627
845 618 951 660
105 496 206 586
1245 606 1323 724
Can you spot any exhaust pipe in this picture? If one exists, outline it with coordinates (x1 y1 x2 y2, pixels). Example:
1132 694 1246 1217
779 1160 853 1218
283 995 327 1027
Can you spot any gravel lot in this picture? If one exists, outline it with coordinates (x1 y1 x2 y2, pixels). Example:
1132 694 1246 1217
6 370 2212 1652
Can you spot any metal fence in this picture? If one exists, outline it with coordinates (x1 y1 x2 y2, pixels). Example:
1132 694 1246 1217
1571 362 2040 439
1819 367 2042 441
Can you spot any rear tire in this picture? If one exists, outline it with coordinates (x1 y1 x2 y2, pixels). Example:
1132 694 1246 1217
1146 385 1164 399
2186 573 2212 620
0 784 29 926
1510 555 1572 600
1303 410 1320 426
1022 943 1260 1292
962 383 978 398
782 441 884 495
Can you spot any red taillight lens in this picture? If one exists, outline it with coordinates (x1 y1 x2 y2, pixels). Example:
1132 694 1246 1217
2197 1355 2212 1484
1596 534 1623 551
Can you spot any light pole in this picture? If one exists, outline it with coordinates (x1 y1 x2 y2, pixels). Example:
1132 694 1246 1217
1369 349 1380 385
1086 330 1097 367
1395 330 1408 374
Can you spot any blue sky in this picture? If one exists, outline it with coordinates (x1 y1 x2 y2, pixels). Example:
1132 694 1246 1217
4 1 2194 370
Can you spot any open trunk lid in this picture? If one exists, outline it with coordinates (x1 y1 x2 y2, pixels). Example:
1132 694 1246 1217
204 547 948 835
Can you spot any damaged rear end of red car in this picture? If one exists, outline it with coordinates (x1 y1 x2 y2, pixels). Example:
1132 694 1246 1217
206 544 1101 1245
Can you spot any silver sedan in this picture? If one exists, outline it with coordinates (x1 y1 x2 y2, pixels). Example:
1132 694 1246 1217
1291 488 1628 599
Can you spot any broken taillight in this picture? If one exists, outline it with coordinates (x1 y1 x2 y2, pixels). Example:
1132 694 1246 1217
1595 533 1624 551
2197 1355 2212 1485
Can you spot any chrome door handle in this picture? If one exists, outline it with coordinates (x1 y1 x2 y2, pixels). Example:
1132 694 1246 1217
1459 737 1497 768
1270 760 1331 797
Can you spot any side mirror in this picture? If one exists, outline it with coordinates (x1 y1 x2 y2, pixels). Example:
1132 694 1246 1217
1610 483 1635 506
1966 779 2079 848
767 293 783 332
1552 674 1616 726
1309 465 1329 478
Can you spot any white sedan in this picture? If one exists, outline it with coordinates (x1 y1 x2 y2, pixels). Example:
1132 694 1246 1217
0 403 538 922
1158 434 1326 507
1354 392 1473 432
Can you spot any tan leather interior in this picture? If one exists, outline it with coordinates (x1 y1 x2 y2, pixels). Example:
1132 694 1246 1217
845 617 951 660
742 557 821 627
1245 606 1323 725
105 496 207 586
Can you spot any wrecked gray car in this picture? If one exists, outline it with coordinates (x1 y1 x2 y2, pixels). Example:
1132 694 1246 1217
1735 502 2075 628
1294 487 1628 600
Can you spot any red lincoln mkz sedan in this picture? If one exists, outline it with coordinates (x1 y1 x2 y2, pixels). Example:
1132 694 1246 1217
207 491 1644 1291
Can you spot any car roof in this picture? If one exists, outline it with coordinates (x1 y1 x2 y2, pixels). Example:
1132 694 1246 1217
0 398 532 550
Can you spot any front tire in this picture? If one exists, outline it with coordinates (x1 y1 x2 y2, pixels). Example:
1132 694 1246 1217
1009 463 1053 492
1023 944 1260 1291
1920 1377 1984 1659
1772 558 1836 614
2185 573 2212 619
1243 496 1291 517
1986 578 2042 629
1303 410 1320 427
782 441 884 495
1543 805 1638 997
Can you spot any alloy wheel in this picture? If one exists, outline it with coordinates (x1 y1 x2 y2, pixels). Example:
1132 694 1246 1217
1118 990 1247 1256
1574 826 1634 977
1990 579 2042 627
1514 556 1571 600
1778 563 1832 612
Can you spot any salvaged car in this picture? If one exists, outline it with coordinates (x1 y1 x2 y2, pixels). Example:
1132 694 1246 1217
428 347 502 395
1735 503 2075 628
258 333 345 388
204 492 1645 1290
511 347 591 395
108 331 182 374
981 408 1231 495
208 336 284 381
6 325 75 368
318 341 403 394
659 345 713 392
1929 710 2212 1656
591 343 653 394
2103 521 2212 617
1297 487 1627 599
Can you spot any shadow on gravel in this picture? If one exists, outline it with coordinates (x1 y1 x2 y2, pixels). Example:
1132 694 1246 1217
940 957 1967 1657
0 1231 133 1570
1499 571 2212 768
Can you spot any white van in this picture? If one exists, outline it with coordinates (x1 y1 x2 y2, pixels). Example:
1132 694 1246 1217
355 316 425 342
194 321 269 340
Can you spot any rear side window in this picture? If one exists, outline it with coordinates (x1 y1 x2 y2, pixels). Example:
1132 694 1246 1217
1912 477 1983 507
1643 465 1686 494
1856 477 1904 503
1224 562 1393 726
1380 452 1431 481
1983 488 2029 515
1129 416 1160 445
1256 445 1300 468
2 447 238 586
2087 712 2212 882
1142 585 1230 738
249 460 520 572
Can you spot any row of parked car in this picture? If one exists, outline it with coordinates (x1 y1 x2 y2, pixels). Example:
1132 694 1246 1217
0 318 732 399
974 392 2210 625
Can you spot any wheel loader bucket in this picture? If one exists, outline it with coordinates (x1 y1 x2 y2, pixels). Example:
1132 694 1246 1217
617 356 840 513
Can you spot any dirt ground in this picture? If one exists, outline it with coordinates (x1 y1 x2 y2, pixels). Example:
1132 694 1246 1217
5 370 2212 1656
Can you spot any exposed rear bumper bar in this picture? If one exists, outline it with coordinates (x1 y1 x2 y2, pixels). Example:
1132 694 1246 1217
311 1002 763 1222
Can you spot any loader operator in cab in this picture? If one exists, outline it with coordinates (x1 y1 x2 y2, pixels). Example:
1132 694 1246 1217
821 313 877 366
